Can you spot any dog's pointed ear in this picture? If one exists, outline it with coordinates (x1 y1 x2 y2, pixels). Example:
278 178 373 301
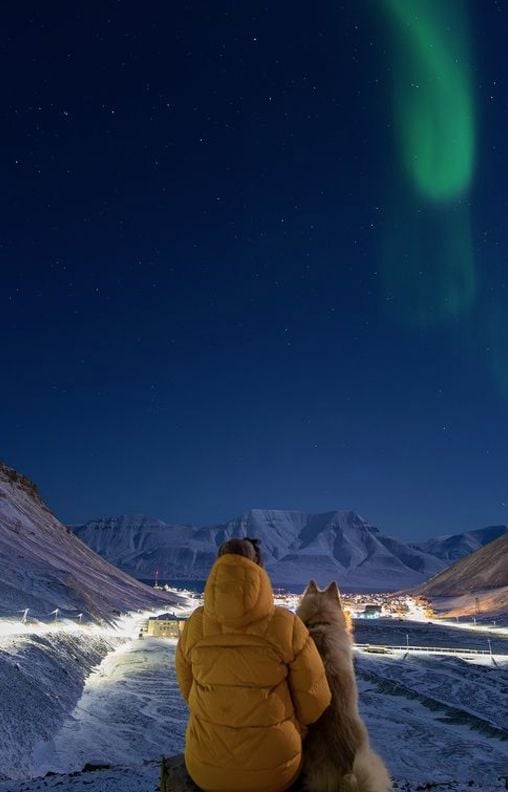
304 579 318 595
325 581 341 603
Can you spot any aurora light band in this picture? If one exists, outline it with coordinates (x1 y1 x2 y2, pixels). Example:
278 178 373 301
379 0 476 328
381 0 475 203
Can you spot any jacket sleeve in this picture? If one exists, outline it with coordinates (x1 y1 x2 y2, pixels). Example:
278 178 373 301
175 619 193 702
287 615 331 725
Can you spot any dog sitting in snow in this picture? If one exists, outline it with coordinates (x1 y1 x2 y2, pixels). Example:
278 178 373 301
296 580 392 792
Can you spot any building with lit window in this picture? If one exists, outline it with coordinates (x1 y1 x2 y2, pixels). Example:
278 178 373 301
146 613 187 637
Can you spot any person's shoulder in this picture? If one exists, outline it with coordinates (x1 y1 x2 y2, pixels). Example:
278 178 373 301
188 604 204 618
272 605 306 626
268 606 306 648
187 605 204 625
182 606 204 642
272 604 297 622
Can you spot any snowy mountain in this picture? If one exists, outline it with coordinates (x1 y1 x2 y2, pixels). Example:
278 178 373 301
0 462 180 621
411 525 508 564
414 533 508 616
417 532 508 596
73 509 445 590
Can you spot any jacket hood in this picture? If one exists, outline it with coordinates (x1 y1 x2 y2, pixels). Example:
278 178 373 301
204 554 274 628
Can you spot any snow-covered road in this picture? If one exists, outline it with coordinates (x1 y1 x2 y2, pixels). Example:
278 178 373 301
32 638 186 776
0 629 119 779
0 610 186 780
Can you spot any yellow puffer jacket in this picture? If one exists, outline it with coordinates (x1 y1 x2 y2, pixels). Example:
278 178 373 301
175 554 331 792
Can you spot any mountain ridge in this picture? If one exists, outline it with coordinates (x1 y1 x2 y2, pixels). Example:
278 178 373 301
410 525 508 563
73 508 446 590
413 532 508 616
0 462 180 620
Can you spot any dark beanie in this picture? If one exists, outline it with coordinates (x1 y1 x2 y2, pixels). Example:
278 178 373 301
217 537 263 567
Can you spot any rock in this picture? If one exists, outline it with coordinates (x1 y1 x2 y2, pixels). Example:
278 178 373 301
81 762 112 773
160 755 306 791
160 756 200 791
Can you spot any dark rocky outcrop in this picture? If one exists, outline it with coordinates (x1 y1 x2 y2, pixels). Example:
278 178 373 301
160 755 305 791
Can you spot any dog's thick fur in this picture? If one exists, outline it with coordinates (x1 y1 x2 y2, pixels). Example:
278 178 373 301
296 581 392 792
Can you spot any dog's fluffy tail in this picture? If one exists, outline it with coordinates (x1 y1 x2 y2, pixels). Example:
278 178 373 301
349 746 392 792
303 751 391 792
338 773 360 791
303 768 359 792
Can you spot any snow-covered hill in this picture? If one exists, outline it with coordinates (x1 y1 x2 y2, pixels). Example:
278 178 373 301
0 628 119 779
415 533 508 616
411 525 508 564
0 462 180 621
73 509 445 590
3 622 507 792
418 532 508 596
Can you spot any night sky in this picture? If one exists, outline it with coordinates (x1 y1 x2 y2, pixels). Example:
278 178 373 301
2 1 508 539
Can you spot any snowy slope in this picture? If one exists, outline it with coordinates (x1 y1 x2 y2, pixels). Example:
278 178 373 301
0 629 119 779
2 621 507 791
0 462 181 621
73 509 444 590
411 524 508 564
418 533 508 595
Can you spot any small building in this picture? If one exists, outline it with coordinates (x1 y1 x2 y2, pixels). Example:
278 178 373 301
361 604 383 619
147 613 187 638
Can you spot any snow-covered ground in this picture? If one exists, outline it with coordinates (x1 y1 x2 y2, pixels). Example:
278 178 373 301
353 618 508 653
0 628 119 779
32 638 185 775
356 653 508 784
0 610 187 781
0 620 506 791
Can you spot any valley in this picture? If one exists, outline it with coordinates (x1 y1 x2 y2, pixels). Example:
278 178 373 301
1 616 506 792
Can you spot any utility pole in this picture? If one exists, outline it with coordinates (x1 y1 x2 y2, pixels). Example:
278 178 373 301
402 632 410 661
154 569 159 588
21 608 29 624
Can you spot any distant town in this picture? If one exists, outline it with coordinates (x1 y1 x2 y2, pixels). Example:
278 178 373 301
151 580 434 621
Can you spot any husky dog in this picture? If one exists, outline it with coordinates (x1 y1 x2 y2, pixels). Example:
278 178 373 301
296 580 392 792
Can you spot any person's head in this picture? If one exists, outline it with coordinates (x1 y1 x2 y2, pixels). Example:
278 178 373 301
217 537 263 567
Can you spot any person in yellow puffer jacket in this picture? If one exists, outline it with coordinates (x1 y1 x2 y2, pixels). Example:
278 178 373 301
175 537 331 792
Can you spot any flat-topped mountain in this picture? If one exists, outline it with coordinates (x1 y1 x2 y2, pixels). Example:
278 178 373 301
73 509 445 590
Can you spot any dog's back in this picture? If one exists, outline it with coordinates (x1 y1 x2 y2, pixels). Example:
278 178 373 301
296 581 392 792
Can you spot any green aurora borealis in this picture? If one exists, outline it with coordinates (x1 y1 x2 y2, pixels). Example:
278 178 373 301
379 0 476 329
382 0 475 203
